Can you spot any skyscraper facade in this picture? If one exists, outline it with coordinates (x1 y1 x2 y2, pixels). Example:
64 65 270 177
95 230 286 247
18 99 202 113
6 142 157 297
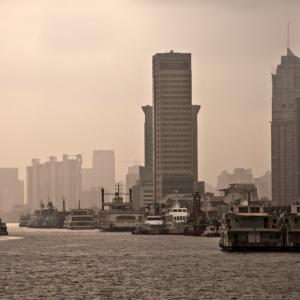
271 48 300 206
142 105 153 170
27 154 82 210
153 51 199 201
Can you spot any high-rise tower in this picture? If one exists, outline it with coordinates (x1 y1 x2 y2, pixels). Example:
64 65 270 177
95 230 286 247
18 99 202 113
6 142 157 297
153 51 199 201
271 48 300 206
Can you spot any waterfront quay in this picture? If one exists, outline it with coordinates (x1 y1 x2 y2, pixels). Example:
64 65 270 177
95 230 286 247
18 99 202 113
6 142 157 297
1 225 300 300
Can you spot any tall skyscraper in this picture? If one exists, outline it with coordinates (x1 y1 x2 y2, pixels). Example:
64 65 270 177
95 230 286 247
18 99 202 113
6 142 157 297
271 48 300 206
152 51 200 201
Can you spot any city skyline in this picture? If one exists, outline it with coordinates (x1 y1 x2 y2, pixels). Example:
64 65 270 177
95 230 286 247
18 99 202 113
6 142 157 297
0 1 299 186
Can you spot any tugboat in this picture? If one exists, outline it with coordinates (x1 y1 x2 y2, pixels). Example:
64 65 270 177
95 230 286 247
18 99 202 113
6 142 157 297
219 202 282 251
0 218 8 235
133 215 167 235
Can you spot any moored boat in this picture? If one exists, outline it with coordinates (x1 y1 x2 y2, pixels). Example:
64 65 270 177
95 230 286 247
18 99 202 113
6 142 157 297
164 203 189 234
132 215 168 235
0 218 8 235
219 203 283 251
202 225 220 237
64 208 97 230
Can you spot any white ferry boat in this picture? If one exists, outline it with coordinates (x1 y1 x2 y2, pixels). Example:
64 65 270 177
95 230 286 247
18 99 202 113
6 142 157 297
164 203 189 234
64 208 97 230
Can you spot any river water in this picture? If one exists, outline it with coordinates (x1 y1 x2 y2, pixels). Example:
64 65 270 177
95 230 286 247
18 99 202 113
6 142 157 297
0 224 299 300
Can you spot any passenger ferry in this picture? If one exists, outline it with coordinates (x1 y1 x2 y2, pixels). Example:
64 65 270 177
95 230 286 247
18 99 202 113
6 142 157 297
0 218 8 235
64 208 97 230
99 211 143 232
219 203 282 251
164 203 189 234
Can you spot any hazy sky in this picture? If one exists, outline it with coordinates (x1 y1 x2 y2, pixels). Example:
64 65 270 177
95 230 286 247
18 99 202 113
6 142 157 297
0 0 299 186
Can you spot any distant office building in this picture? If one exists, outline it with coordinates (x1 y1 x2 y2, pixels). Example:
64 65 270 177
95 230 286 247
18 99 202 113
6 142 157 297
152 51 200 201
0 168 24 213
27 154 82 210
81 150 115 207
125 165 139 200
217 168 253 190
92 150 115 194
271 49 300 206
132 167 153 210
220 183 259 205
254 171 271 200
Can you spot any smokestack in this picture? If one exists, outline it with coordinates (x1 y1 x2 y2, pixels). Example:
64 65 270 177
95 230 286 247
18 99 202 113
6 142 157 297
78 200 81 210
62 197 66 212
101 188 105 211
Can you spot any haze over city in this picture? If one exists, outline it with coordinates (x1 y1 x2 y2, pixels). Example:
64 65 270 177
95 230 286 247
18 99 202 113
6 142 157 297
0 0 299 186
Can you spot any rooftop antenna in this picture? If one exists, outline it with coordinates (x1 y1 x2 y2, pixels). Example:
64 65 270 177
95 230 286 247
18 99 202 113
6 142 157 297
287 21 290 50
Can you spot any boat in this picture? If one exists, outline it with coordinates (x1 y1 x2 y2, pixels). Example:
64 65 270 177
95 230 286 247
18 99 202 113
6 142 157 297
0 218 8 235
26 201 66 229
99 211 144 232
99 184 144 232
64 208 97 230
202 225 220 237
164 203 189 234
132 215 168 235
19 214 32 227
219 202 283 251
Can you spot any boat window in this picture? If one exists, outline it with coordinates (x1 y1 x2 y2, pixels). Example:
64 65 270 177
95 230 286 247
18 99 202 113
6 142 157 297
297 207 300 213
239 207 248 213
173 209 178 212
178 209 183 212
250 207 260 213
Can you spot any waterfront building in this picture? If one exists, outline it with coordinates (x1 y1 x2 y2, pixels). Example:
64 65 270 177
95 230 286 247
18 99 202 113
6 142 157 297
271 49 300 206
0 168 24 214
152 51 200 202
27 154 82 210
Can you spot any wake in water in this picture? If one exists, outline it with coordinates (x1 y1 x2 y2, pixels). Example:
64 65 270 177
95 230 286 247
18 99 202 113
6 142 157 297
0 236 24 241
